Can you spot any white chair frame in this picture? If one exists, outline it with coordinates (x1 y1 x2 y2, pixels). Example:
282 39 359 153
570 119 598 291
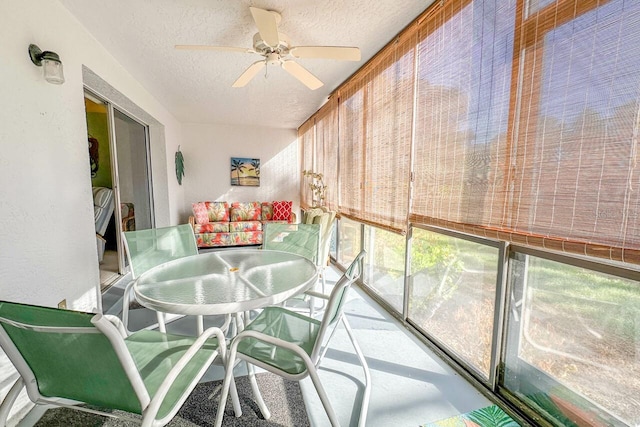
214 250 371 427
0 312 229 427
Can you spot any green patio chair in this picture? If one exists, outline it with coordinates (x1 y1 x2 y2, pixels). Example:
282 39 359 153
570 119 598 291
262 222 321 264
263 222 323 315
301 207 337 313
214 250 371 427
121 224 212 333
0 300 227 427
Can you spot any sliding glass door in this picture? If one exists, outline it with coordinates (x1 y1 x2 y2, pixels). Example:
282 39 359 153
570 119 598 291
112 109 153 232
84 90 154 288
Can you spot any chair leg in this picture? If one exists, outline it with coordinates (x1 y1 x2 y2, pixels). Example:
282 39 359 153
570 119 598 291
246 361 271 420
318 319 342 362
229 373 242 416
0 378 24 426
214 344 241 427
210 367 241 417
342 316 371 427
307 365 340 427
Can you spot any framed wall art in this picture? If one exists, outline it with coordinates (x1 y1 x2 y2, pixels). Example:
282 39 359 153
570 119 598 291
230 157 260 186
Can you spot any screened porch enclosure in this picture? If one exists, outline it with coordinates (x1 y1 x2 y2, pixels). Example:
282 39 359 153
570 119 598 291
300 0 640 425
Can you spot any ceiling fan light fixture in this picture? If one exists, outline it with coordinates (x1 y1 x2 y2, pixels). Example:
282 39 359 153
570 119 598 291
266 52 281 66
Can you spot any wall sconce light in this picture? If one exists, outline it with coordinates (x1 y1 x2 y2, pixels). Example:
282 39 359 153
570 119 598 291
28 44 65 85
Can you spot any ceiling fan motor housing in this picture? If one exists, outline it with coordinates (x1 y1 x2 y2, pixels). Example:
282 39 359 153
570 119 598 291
253 32 290 57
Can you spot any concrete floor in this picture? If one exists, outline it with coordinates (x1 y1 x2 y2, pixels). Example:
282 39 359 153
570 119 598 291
295 266 491 427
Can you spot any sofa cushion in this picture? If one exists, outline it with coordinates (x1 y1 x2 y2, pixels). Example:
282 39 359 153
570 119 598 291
192 202 210 225
272 200 293 221
195 231 263 247
230 202 261 221
231 231 263 246
194 222 229 233
207 201 230 222
230 221 262 232
192 201 230 224
195 232 231 247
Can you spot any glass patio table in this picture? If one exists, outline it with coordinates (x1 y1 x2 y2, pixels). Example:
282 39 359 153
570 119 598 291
133 248 318 330
134 249 317 420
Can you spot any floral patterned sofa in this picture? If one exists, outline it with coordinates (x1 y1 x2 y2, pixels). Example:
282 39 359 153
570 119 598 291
188 201 295 248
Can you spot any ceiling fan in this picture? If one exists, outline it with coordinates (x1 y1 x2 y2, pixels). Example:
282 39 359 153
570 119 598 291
175 6 361 90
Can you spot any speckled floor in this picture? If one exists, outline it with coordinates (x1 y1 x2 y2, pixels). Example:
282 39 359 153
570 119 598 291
33 374 308 427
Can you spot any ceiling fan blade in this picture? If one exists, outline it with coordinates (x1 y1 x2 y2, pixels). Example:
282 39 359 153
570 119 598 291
282 60 323 90
290 46 361 61
250 7 280 48
175 45 254 54
232 60 266 87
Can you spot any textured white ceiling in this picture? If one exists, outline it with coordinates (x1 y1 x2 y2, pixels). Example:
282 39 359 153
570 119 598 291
59 0 432 129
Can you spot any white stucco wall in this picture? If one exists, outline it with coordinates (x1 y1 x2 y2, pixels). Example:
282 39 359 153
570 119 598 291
0 1 185 424
0 1 301 423
0 0 185 306
180 123 300 221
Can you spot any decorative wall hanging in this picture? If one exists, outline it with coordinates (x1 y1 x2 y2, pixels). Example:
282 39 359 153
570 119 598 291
230 157 260 186
175 146 185 185
88 134 99 178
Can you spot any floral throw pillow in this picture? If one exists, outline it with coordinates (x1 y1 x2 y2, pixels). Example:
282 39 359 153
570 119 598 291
272 200 292 221
207 201 230 222
261 202 274 221
192 202 210 225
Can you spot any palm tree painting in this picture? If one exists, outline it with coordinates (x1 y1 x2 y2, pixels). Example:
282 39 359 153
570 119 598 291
230 157 260 186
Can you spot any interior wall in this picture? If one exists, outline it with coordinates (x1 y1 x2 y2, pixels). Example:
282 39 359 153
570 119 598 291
0 1 185 424
181 123 299 221
86 103 112 188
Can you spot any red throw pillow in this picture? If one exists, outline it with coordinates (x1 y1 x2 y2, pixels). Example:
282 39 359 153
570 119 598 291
272 201 292 221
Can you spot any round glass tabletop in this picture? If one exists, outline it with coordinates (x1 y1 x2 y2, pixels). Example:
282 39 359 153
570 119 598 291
134 249 318 315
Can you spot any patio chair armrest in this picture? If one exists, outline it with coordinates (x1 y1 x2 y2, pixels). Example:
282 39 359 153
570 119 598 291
104 314 129 338
146 327 227 416
304 290 329 300
234 329 315 364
